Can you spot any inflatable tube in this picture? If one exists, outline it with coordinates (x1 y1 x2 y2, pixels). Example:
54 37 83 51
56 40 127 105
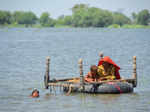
63 82 133 94
85 82 133 94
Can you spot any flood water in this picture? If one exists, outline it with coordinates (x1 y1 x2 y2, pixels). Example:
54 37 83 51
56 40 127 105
0 28 150 112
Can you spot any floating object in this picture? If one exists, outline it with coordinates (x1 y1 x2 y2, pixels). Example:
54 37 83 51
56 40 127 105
44 53 137 94
63 81 133 94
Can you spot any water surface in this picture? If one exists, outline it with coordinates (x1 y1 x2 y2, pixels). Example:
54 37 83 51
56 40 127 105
0 28 150 112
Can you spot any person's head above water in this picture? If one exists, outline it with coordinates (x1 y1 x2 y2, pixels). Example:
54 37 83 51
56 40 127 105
31 88 39 98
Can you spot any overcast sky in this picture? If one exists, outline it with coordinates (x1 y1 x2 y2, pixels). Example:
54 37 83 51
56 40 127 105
0 0 150 18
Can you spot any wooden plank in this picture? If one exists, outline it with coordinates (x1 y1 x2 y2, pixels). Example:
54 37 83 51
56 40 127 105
48 78 136 87
48 82 80 88
49 77 135 83
49 77 80 82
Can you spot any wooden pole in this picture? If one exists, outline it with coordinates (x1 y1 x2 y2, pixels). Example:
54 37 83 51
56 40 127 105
78 59 85 91
44 56 50 89
132 56 137 87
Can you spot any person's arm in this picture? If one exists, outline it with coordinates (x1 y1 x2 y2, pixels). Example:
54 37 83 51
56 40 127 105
84 72 94 83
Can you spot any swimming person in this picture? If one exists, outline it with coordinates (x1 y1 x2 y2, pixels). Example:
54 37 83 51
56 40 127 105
31 88 39 98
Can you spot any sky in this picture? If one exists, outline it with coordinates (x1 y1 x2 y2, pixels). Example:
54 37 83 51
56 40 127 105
0 0 150 18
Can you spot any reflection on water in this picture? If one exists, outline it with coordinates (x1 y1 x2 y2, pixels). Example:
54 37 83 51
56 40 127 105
0 28 150 112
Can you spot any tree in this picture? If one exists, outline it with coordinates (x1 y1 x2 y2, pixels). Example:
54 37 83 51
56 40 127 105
72 9 86 27
136 9 150 25
39 12 55 27
131 12 137 24
13 11 37 26
0 10 12 24
22 12 37 25
63 16 72 25
71 4 89 27
71 6 113 27
91 8 113 27
112 12 131 26
55 15 65 25
13 11 22 23
72 4 89 13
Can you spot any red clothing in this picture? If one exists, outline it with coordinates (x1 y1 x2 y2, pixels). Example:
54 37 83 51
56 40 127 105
98 56 121 79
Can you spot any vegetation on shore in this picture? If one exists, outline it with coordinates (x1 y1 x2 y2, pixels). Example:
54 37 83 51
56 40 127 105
0 4 150 28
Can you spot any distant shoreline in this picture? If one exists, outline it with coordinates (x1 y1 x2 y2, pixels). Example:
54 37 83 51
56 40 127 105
0 24 150 29
1 4 150 29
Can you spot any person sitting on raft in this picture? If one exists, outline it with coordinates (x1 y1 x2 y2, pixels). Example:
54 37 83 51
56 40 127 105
84 65 100 83
85 56 121 82
97 56 121 80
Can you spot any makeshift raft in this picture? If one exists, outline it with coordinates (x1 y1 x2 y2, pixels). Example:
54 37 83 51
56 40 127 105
44 53 137 94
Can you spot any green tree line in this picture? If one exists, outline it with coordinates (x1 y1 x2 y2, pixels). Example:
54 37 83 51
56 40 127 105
0 4 150 27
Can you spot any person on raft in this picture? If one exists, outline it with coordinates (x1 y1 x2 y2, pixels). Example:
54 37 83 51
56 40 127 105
97 56 121 80
84 65 99 82
85 56 121 82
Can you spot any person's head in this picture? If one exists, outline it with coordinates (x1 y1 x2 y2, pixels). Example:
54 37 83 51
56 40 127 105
98 56 120 70
102 61 111 69
31 89 39 98
90 65 98 75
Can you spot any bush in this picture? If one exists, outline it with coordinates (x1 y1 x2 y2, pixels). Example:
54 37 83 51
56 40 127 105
122 24 150 28
108 24 120 28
